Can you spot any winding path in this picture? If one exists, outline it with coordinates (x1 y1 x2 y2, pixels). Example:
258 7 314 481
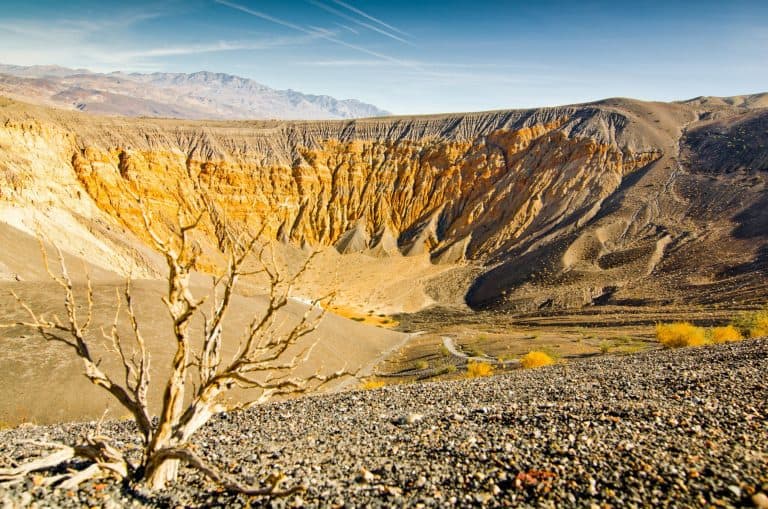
375 336 520 379
441 336 496 362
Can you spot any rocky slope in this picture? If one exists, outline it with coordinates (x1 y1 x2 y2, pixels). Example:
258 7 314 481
0 93 766 312
1 338 766 507
0 65 390 120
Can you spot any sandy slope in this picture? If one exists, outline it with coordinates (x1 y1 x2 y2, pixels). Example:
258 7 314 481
0 277 406 426
0 223 406 426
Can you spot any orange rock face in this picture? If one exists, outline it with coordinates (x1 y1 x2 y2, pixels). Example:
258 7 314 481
70 116 659 260
9 98 767 312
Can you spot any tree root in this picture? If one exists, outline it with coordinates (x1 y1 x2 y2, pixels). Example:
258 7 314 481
0 436 129 489
1 438 305 498
149 446 307 497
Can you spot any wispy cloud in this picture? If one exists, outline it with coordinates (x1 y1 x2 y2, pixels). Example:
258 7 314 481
0 11 326 72
355 20 411 45
336 23 359 35
307 0 412 45
307 26 336 37
305 59 554 71
0 6 171 48
330 0 410 37
113 34 325 60
214 0 418 68
299 59 579 86
0 21 89 39
316 32 418 67
56 9 170 33
303 59 390 67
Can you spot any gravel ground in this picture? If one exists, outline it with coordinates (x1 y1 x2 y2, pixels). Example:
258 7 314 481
1 339 767 508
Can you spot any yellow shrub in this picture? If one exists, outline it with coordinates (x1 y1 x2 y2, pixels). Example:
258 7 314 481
655 322 707 348
732 308 768 338
710 325 743 343
360 379 386 390
467 361 494 377
749 312 768 338
520 351 555 369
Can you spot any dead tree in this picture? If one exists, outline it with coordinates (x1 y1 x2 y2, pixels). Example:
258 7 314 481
0 193 348 494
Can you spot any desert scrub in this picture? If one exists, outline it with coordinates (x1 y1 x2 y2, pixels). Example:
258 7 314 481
520 351 554 369
655 322 707 348
750 315 768 338
360 379 386 390
436 363 457 375
599 341 612 354
617 344 645 354
732 307 768 338
413 359 429 370
466 361 493 377
465 346 485 357
709 325 743 343
434 364 456 376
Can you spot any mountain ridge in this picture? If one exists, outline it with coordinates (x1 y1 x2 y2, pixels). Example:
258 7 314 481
0 64 390 120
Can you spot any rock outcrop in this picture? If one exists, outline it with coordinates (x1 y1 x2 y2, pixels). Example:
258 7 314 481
1 94 766 311
65 110 660 264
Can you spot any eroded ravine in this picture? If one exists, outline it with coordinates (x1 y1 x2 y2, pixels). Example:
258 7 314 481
0 96 766 312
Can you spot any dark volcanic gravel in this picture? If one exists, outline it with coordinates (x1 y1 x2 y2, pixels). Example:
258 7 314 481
1 339 767 508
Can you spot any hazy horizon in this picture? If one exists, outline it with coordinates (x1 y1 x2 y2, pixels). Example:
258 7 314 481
1 0 766 114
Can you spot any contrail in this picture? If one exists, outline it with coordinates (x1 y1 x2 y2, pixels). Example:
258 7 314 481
214 0 419 69
330 0 410 37
308 0 412 45
337 23 359 35
356 20 412 45
214 0 308 33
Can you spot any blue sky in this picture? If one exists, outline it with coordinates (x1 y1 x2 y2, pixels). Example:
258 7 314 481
1 0 766 114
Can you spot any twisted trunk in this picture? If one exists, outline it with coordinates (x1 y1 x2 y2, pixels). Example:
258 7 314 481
145 456 180 490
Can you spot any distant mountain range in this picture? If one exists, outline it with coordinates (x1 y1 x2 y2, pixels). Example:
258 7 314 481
0 64 390 120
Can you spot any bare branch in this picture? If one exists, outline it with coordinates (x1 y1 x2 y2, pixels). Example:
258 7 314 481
2 183 346 496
